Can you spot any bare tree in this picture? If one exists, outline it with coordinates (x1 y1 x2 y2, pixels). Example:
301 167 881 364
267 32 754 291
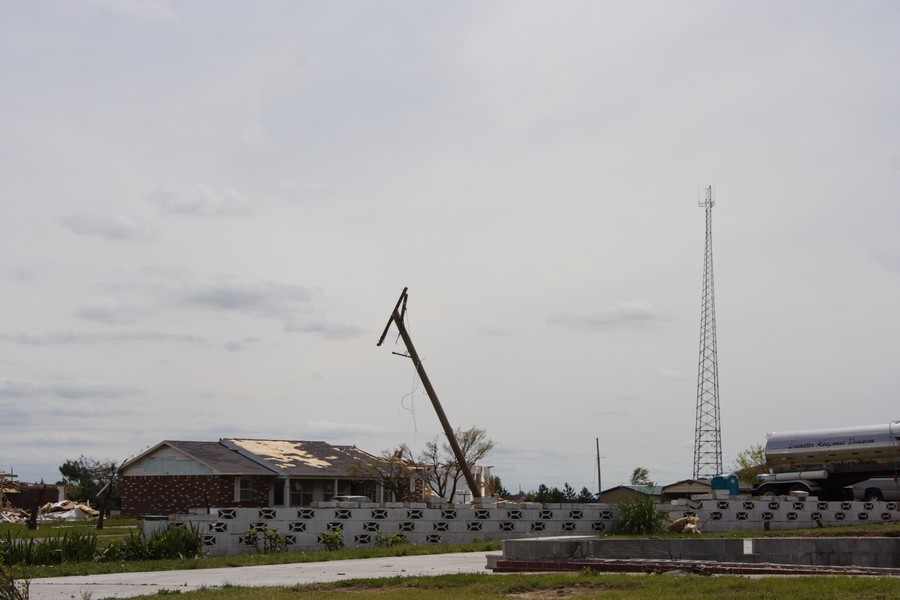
348 444 416 502
419 426 495 501
418 437 453 499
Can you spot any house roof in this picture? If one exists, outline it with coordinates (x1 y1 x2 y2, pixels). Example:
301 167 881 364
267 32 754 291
166 441 278 475
123 438 383 478
661 479 711 492
122 441 277 476
602 484 663 496
221 439 382 477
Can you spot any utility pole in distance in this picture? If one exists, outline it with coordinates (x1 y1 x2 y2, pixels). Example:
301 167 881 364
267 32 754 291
377 288 482 499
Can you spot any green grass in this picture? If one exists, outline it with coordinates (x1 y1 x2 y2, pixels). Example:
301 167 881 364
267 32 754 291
0 518 137 541
119 572 900 600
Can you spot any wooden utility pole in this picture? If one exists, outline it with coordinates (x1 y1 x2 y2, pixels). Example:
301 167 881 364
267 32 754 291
377 288 482 499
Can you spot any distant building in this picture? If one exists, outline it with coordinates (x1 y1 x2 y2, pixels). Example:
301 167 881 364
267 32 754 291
661 479 711 502
599 484 662 504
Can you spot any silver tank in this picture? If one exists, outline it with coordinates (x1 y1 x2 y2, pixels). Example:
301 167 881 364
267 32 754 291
765 421 900 477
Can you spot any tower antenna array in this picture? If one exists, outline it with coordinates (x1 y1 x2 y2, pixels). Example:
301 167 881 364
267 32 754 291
693 186 723 480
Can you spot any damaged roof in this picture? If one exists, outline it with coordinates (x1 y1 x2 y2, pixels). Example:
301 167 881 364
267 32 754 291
165 441 278 475
122 441 277 476
222 439 381 477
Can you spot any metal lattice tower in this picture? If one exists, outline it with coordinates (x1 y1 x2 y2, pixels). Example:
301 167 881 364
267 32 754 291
693 185 722 480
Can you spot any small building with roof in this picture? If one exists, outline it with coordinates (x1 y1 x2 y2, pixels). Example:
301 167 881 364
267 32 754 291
599 484 663 504
661 479 712 502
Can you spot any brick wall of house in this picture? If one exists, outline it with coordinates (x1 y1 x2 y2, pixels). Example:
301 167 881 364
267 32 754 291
409 475 425 503
121 475 271 516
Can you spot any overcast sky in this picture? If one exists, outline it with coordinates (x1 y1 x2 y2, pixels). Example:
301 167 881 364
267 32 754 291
1 1 898 494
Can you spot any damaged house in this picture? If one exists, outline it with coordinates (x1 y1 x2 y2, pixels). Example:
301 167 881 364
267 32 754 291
120 439 405 516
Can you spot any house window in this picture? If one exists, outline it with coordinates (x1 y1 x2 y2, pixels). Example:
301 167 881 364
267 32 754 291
290 479 314 507
235 477 253 502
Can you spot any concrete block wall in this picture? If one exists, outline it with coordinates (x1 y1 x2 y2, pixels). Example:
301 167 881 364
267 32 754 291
172 501 619 556
668 497 900 532
166 497 900 556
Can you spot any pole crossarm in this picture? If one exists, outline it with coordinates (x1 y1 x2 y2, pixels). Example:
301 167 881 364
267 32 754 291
377 288 482 499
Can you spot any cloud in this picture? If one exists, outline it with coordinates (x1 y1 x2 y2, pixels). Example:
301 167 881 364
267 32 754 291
277 182 340 203
182 278 315 320
9 268 35 282
479 326 512 336
88 0 177 22
58 212 157 241
305 420 383 437
0 330 204 345
96 274 363 340
657 368 687 381
0 405 31 427
872 252 900 273
76 297 148 324
223 337 261 352
0 377 138 399
148 184 258 216
283 320 366 341
548 302 670 331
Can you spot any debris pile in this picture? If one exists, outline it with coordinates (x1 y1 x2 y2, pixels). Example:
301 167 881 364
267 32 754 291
0 501 100 523
667 515 701 534
39 500 100 521
0 506 28 523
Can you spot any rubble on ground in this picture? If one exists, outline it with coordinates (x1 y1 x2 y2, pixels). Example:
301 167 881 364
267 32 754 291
39 500 100 521
668 515 701 534
0 500 100 523
0 506 28 523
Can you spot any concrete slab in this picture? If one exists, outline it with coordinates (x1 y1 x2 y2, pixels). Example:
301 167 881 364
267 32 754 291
26 552 498 600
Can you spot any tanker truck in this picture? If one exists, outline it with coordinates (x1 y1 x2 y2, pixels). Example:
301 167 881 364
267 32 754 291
753 421 900 500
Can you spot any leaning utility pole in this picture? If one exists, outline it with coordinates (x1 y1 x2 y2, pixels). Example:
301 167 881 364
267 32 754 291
693 186 723 480
377 288 482 499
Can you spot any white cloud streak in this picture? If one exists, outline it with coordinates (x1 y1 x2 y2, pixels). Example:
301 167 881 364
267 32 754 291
283 320 366 341
0 330 205 345
148 184 258 216
75 297 148 324
548 302 670 331
0 377 138 399
58 212 157 242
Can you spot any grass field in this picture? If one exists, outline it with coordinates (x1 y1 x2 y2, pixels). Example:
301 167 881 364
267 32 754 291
0 518 136 541
117 572 900 600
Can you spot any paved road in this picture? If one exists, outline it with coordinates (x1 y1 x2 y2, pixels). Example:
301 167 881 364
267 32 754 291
26 552 497 600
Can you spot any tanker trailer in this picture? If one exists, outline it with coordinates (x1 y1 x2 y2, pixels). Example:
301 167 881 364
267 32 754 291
753 421 900 499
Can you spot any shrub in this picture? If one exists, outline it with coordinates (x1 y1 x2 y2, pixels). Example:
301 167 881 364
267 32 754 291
0 530 96 566
373 533 407 548
243 525 289 554
103 523 203 562
0 556 30 600
613 495 668 535
319 528 344 551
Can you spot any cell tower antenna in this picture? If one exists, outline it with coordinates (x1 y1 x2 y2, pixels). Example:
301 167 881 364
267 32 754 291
693 185 722 480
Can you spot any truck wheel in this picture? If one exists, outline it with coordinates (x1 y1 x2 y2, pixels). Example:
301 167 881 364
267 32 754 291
865 489 883 502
